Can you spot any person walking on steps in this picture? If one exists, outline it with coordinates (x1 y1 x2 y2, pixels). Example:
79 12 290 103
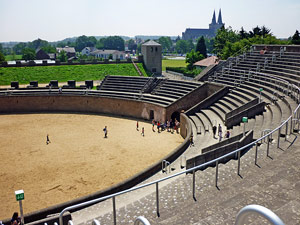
213 125 217 138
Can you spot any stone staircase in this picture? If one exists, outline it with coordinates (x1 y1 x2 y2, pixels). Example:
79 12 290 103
71 47 300 224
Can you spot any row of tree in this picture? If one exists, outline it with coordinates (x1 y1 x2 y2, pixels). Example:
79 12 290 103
213 26 300 59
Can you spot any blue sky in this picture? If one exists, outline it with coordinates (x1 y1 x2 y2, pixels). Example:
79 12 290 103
0 0 299 42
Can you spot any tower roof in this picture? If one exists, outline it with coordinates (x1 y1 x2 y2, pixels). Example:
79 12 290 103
142 40 161 46
217 9 223 24
211 10 216 24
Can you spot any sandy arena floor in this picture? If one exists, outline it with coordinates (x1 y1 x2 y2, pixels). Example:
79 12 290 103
0 113 183 220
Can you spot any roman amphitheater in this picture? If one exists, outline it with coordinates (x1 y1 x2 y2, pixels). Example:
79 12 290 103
1 45 300 225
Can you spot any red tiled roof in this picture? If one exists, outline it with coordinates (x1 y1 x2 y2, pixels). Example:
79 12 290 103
193 56 219 67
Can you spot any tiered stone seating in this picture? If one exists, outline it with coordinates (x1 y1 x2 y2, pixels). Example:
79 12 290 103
26 47 300 224
152 79 201 100
96 75 202 106
99 75 149 93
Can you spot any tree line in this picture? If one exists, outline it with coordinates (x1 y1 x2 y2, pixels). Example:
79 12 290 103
0 27 300 63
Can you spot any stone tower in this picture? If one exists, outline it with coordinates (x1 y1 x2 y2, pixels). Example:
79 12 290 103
217 9 225 27
209 9 225 34
141 40 162 75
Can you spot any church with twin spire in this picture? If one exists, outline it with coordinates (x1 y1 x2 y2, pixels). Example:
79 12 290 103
182 9 225 40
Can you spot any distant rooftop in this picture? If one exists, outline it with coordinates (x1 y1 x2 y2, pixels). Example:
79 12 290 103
142 40 161 46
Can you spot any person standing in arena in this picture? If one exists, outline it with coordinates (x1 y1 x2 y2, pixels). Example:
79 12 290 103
141 127 145 136
103 126 108 138
46 134 51 145
136 121 139 131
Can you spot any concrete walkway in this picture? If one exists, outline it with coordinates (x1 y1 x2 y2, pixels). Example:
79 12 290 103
72 129 300 224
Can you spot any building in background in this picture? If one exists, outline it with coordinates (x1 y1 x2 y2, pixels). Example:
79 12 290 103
141 40 162 75
182 9 225 41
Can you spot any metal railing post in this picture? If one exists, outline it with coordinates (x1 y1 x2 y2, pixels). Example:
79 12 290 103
237 150 241 176
277 127 281 149
267 135 270 157
192 170 195 199
112 196 117 225
215 161 219 187
156 182 159 216
255 143 258 165
285 121 288 141
290 116 293 133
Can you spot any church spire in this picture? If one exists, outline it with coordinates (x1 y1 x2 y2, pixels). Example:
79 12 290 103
217 8 223 24
211 10 216 24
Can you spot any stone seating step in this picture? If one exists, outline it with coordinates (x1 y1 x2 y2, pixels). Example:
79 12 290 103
189 115 204 134
216 99 234 112
195 112 212 133
87 133 297 225
209 105 225 123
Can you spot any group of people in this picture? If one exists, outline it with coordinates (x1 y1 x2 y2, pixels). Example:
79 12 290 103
212 124 230 142
135 119 180 137
152 119 180 134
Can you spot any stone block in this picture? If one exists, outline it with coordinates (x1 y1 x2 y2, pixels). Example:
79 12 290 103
11 81 19 89
85 80 93 89
30 81 38 87
50 80 58 88
68 80 76 88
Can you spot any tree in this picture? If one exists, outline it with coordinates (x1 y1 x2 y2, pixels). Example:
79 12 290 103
186 49 204 70
187 39 194 52
103 36 125 51
0 52 5 62
13 42 27 55
291 30 300 45
213 26 239 56
127 39 137 52
41 45 56 53
195 36 207 58
239 27 248 39
22 48 36 60
261 26 271 38
58 50 67 62
249 26 262 37
75 35 97 51
175 40 188 54
96 38 105 49
0 43 3 54
204 38 214 53
29 38 49 50
158 36 172 52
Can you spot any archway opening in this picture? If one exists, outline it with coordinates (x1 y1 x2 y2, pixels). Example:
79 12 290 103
171 111 180 122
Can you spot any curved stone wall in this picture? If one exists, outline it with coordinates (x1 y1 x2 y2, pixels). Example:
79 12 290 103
0 94 192 224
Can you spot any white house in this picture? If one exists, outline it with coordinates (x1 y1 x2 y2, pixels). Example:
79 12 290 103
81 47 97 56
90 50 126 60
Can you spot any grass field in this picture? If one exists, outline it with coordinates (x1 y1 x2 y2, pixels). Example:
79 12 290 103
4 55 23 61
0 63 147 85
162 59 187 71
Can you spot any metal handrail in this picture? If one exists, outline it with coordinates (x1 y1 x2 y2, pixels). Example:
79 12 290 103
58 84 300 225
56 60 300 225
235 204 285 225
134 216 151 225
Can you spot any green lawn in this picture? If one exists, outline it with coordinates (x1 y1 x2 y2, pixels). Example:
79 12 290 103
0 63 148 85
162 59 187 71
5 55 22 61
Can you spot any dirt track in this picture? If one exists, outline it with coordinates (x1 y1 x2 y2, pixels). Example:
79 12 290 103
0 113 183 220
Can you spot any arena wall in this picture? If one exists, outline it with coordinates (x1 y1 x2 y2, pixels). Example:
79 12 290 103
0 95 167 122
0 94 193 224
